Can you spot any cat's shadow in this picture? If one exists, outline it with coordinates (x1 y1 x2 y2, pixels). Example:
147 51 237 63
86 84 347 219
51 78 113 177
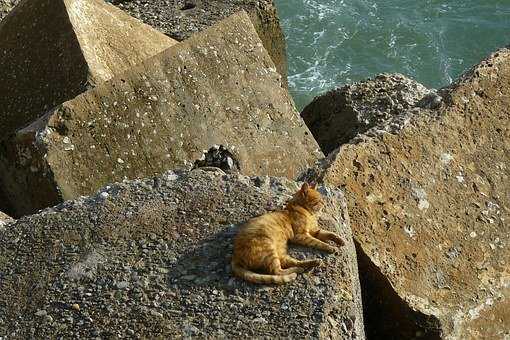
165 223 333 293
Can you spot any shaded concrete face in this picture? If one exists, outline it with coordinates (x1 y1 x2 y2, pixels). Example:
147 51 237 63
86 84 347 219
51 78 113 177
355 240 441 340
108 0 288 87
0 12 322 217
306 49 510 338
0 0 176 138
301 73 434 155
0 115 62 217
0 186 13 216
1 1 287 86
0 0 88 138
0 170 364 339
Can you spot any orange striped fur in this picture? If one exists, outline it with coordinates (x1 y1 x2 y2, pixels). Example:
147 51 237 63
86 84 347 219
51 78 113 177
231 182 345 284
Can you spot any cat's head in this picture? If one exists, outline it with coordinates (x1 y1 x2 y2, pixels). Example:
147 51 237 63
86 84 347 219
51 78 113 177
291 182 324 213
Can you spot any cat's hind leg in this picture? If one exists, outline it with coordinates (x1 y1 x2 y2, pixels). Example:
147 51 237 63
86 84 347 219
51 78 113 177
281 255 322 269
266 253 305 275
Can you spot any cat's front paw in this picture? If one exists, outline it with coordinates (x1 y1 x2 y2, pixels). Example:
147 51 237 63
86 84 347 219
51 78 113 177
327 246 341 254
333 237 345 247
304 259 322 268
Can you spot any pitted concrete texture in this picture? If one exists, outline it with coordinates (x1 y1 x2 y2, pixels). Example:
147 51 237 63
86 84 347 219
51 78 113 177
0 0 176 138
0 11 321 217
301 73 436 154
305 48 510 339
108 0 288 87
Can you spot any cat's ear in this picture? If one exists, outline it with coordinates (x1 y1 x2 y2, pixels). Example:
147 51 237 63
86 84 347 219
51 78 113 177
300 182 310 192
309 181 317 189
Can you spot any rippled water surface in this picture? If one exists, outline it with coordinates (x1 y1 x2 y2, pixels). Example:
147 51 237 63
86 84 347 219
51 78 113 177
275 0 510 109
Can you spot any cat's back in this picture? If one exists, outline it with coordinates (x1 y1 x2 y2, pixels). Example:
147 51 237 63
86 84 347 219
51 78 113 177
235 210 291 241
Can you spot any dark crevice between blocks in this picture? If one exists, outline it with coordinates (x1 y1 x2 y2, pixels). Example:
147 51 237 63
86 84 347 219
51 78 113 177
193 145 240 174
355 240 442 340
180 0 197 10
0 187 14 218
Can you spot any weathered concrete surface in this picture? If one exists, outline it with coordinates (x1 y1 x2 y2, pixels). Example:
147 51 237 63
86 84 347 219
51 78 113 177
0 11 322 217
457 286 510 339
301 73 437 155
305 48 510 339
0 169 364 339
109 0 288 87
0 0 176 137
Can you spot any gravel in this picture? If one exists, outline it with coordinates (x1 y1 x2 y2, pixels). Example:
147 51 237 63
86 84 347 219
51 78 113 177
0 168 364 338
106 0 264 41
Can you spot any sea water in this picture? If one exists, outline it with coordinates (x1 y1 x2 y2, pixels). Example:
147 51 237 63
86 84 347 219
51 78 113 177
275 0 510 109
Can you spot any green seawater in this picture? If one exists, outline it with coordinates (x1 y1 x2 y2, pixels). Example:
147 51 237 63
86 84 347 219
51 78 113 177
275 0 510 110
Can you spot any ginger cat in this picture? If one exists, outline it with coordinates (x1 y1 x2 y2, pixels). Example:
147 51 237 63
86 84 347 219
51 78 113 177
231 182 345 284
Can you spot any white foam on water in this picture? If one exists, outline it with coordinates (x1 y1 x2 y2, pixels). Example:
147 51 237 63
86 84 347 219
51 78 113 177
276 0 510 110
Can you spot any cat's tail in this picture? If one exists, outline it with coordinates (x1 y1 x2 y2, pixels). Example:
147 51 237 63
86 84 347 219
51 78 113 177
231 261 297 285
